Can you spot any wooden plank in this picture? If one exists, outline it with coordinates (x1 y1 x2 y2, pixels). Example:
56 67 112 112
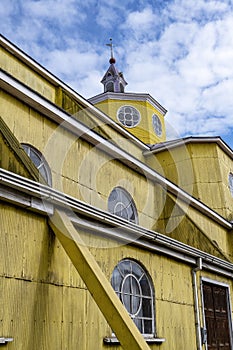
49 209 151 350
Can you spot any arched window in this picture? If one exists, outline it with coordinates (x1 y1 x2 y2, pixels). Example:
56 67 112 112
21 144 52 186
108 187 138 224
106 82 114 92
229 172 233 197
111 259 155 335
152 114 162 137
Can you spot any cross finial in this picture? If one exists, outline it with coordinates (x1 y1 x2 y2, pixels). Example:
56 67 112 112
106 38 115 62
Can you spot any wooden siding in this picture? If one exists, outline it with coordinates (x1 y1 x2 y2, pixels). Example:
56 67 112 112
0 201 202 349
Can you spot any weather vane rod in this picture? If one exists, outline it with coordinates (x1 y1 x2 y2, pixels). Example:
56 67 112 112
106 38 114 59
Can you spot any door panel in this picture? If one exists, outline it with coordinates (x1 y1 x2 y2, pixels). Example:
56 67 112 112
203 282 232 350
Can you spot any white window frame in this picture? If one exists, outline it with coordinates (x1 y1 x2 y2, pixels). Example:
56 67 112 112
229 172 233 197
152 114 162 137
117 105 141 128
111 259 155 337
21 143 52 186
108 187 138 224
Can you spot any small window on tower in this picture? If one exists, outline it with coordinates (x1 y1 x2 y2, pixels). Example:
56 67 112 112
152 114 162 137
117 105 141 128
106 82 114 92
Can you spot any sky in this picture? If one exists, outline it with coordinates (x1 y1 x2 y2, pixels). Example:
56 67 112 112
1 0 233 149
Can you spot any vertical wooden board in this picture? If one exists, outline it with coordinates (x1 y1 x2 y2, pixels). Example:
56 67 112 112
1 278 28 350
35 283 63 350
158 257 193 304
46 232 85 288
22 214 50 281
12 281 63 350
0 91 29 136
1 49 56 102
0 204 52 280
0 204 24 277
1 277 40 350
0 276 64 349
157 299 196 350
84 291 107 350
27 109 46 150
61 286 87 350
46 234 71 285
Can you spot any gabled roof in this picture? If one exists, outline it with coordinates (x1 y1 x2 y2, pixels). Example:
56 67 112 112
101 63 127 85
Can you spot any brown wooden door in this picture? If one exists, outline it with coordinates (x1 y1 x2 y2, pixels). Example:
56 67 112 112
203 282 232 350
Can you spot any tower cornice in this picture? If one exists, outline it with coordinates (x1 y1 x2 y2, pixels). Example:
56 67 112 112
89 92 167 116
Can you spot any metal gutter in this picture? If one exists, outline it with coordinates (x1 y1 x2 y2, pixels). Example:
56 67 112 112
144 136 233 159
1 168 233 279
192 258 203 350
0 72 232 230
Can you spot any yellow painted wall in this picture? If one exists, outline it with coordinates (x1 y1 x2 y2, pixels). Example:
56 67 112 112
1 47 56 102
156 192 233 261
0 202 205 350
1 87 232 259
147 142 233 220
94 98 166 145
0 89 163 231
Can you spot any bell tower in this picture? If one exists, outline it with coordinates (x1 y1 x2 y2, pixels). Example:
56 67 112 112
101 39 127 93
88 40 167 145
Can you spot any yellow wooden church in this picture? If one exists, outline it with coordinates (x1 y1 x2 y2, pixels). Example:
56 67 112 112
0 34 233 350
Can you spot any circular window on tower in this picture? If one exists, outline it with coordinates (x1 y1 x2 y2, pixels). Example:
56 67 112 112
152 114 162 137
229 172 233 197
117 105 141 128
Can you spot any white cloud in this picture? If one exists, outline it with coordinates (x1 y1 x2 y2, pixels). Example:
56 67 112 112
165 0 229 23
118 1 233 143
96 5 120 28
25 0 85 25
125 7 156 29
45 48 99 76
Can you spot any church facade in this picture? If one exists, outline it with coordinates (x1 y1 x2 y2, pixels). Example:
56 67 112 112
0 35 233 350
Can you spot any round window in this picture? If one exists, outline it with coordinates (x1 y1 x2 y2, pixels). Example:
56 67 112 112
117 105 141 128
152 114 162 136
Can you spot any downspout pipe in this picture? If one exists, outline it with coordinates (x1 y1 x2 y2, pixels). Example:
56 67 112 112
192 257 202 350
